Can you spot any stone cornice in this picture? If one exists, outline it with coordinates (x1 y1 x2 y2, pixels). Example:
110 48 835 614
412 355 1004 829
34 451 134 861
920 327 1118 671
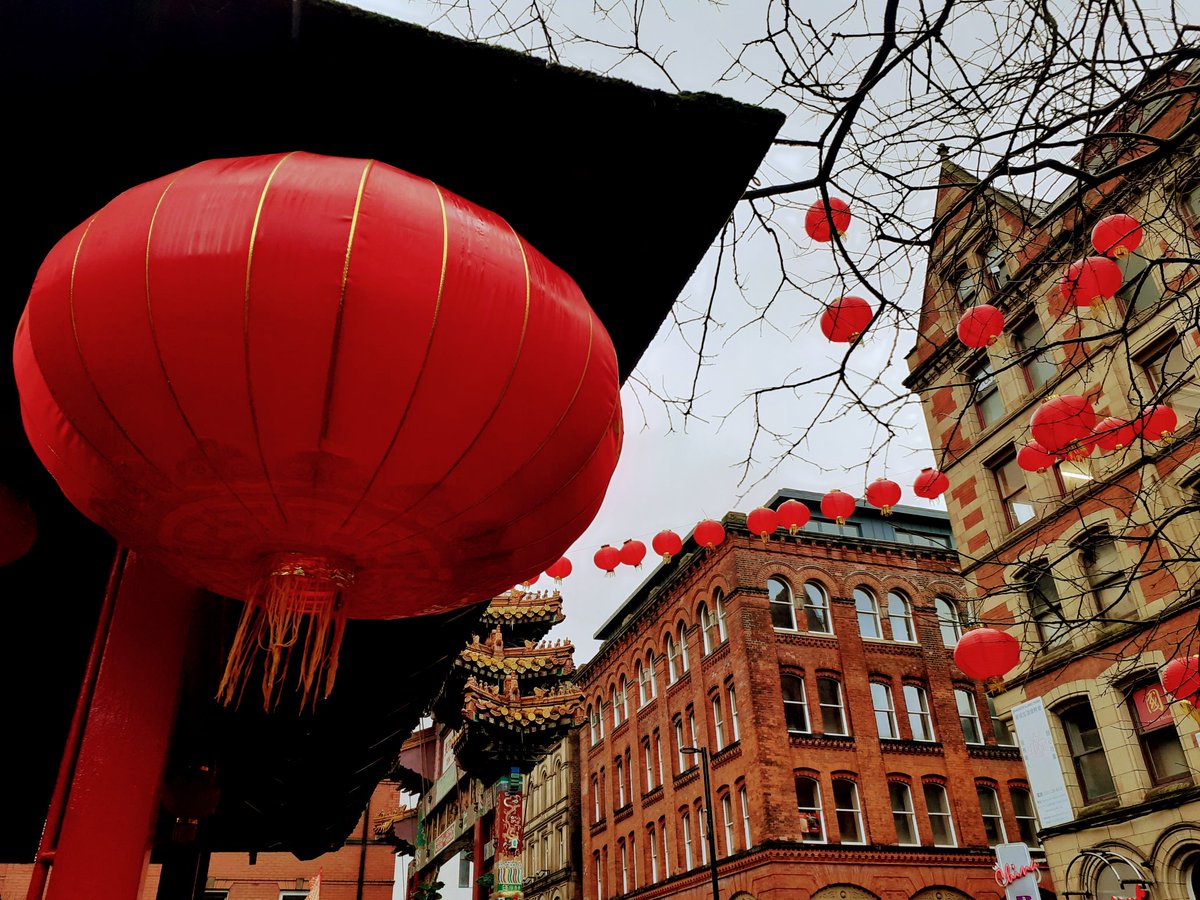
881 739 945 756
789 734 856 750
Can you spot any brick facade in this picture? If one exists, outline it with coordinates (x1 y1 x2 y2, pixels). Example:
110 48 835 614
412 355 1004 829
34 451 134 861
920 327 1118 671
576 497 1030 900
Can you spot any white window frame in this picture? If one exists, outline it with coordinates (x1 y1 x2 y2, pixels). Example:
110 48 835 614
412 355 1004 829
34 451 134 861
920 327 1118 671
620 840 629 894
904 684 936 742
666 634 679 682
782 673 810 735
804 582 834 634
678 623 690 672
740 786 752 848
644 741 655 791
855 588 882 639
615 758 626 808
715 591 728 643
728 685 741 742
700 604 714 654
682 812 694 870
769 576 797 631
675 720 686 772
833 779 865 845
923 783 957 847
889 782 920 846
977 785 1007 847
872 682 898 739
722 793 735 854
818 676 849 736
956 688 984 745
887 591 917 643
649 823 659 882
795 776 826 843
637 661 649 707
713 695 726 749
935 597 964 648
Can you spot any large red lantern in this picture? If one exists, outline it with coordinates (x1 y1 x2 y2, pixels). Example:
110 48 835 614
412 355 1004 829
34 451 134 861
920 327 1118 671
865 478 901 516
545 556 573 583
694 519 726 550
1163 656 1200 706
14 152 623 708
594 545 621 575
1030 395 1096 455
746 506 778 542
619 538 647 568
1058 256 1122 307
820 296 873 343
956 304 1005 348
1016 441 1057 473
804 198 852 242
652 529 683 563
912 468 950 500
1091 214 1144 258
820 490 856 526
1092 416 1135 453
0 485 37 566
1135 404 1177 442
954 628 1020 680
776 499 810 534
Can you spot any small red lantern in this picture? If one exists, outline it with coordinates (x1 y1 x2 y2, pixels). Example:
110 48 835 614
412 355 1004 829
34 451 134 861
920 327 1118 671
1092 416 1135 453
1163 656 1200 706
652 529 684 563
694 519 726 550
865 478 902 516
954 628 1020 680
0 486 37 566
619 538 647 568
820 296 873 343
1091 213 1144 258
1017 441 1057 473
912 468 950 500
545 556 573 583
1059 256 1122 307
1135 404 1177 442
1031 394 1097 455
594 545 621 575
820 490 856 526
746 507 779 542
956 304 1005 348
804 197 852 242
776 499 811 534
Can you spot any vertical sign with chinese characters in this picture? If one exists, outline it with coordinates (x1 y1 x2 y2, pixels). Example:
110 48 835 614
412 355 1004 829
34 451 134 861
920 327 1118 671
493 771 524 897
1011 696 1074 828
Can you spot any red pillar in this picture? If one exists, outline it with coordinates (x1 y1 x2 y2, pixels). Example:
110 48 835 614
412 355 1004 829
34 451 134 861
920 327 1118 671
44 552 198 900
472 817 486 900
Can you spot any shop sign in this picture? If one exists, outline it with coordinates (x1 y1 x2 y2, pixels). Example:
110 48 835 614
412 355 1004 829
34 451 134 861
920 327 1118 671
993 842 1040 900
1011 697 1074 827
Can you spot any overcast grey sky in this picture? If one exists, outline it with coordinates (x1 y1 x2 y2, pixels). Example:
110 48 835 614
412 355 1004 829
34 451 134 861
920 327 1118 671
338 0 961 664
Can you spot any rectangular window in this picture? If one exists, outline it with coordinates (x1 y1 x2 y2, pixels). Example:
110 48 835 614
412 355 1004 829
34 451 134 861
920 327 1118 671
818 677 848 736
904 685 936 742
953 266 979 308
728 686 741 742
988 696 1017 746
889 782 920 845
956 689 983 744
649 825 659 882
923 783 957 847
698 809 709 865
722 794 735 854
1130 682 1191 785
990 450 1035 530
887 592 916 643
595 852 603 899
795 777 826 842
655 735 664 786
740 786 752 848
615 759 626 808
660 820 670 877
769 578 797 630
984 240 1010 290
1136 332 1200 427
970 359 1005 428
558 825 566 866
833 779 865 844
1027 565 1068 648
713 696 726 749
592 776 601 822
1118 252 1161 316
782 674 810 735
1079 529 1130 616
682 813 693 870
1010 788 1040 847
976 786 1007 847
1060 701 1117 802
855 589 882 639
644 741 655 791
1015 316 1056 390
872 682 898 739
688 710 698 753
620 840 628 893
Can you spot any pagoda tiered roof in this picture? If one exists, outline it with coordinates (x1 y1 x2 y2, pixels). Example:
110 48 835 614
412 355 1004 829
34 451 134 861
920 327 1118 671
460 676 582 732
456 633 576 681
479 588 565 635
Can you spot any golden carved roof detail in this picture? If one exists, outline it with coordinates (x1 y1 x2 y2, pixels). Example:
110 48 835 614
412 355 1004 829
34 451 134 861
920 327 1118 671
373 804 418 836
461 675 583 730
480 589 566 625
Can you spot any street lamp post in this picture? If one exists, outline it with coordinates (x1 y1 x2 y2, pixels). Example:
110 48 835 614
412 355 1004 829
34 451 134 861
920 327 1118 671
681 746 720 900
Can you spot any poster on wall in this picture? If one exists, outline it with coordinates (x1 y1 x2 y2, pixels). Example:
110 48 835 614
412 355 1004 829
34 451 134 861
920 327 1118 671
1011 697 1074 828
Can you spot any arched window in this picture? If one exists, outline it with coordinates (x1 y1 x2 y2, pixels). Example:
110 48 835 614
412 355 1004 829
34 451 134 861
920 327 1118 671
871 682 897 739
769 577 796 630
903 684 935 741
666 634 679 682
854 587 881 639
715 589 728 642
781 673 810 735
795 776 825 842
935 597 964 647
615 757 626 807
677 623 690 672
817 676 848 736
648 823 659 882
699 604 713 655
611 684 623 728
618 675 629 722
887 591 916 643
646 652 658 698
636 661 649 706
681 811 694 870
889 782 919 845
588 704 599 745
1010 787 1039 846
923 783 955 846
976 785 1005 847
804 582 833 634
832 779 864 844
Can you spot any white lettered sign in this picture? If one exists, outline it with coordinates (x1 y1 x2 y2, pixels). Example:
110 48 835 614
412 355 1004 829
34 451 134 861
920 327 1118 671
994 842 1041 900
1012 696 1074 828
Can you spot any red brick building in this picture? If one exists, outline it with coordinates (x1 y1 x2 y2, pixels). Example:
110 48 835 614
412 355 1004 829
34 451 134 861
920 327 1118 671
576 490 1037 900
